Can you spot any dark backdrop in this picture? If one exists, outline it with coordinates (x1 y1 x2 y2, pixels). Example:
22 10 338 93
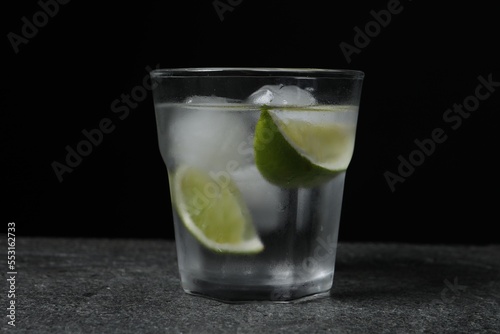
3 0 499 244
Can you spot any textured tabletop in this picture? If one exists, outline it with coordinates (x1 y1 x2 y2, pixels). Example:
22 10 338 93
3 237 500 333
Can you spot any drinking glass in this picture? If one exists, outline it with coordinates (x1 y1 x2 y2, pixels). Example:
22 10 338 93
151 68 364 302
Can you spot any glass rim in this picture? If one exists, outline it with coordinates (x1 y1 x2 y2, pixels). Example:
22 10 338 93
150 67 364 79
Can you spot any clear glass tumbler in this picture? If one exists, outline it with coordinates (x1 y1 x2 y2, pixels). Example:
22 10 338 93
151 68 364 302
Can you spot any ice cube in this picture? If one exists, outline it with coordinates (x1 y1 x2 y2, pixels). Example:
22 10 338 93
246 85 316 106
168 97 250 172
232 165 283 234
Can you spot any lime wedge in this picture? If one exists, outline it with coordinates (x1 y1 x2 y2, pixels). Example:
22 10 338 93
254 107 356 188
172 165 264 254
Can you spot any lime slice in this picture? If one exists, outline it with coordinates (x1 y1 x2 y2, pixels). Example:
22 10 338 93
172 165 264 254
254 107 356 188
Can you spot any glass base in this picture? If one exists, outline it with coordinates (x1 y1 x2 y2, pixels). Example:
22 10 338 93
180 273 333 304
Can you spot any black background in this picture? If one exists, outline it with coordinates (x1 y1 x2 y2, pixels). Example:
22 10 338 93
3 0 499 244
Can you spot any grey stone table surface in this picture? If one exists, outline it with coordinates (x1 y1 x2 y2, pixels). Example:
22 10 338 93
2 237 500 333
